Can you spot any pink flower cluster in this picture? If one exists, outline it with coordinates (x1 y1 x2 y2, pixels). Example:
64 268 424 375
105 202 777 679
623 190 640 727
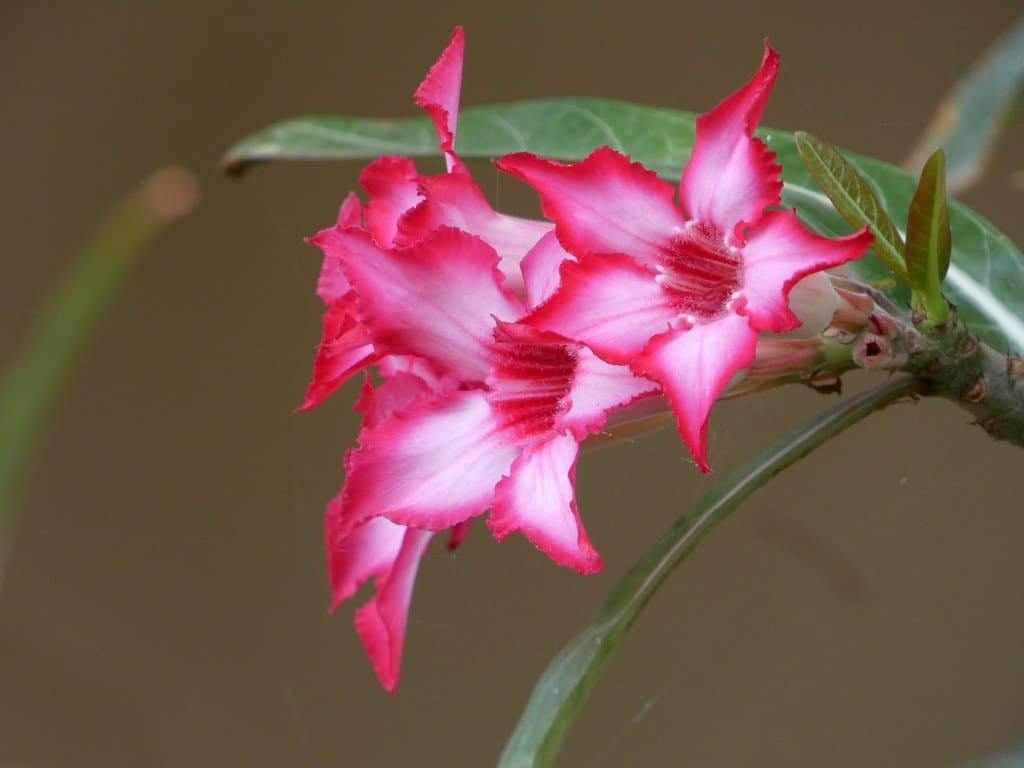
301 28 872 692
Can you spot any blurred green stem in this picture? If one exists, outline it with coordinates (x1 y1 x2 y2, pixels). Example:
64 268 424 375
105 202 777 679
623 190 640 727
0 168 198 583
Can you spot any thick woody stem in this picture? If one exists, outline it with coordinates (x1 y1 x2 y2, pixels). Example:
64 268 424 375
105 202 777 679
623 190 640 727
902 308 1024 448
736 273 1024 451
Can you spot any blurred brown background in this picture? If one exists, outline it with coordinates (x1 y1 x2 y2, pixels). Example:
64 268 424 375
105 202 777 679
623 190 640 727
1 1 1022 766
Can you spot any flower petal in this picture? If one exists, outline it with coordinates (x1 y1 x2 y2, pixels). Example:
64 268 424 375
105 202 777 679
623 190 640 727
354 526 433 694
679 44 782 237
353 370 438 429
336 227 524 381
560 347 660 439
741 209 873 333
489 432 602 574
526 253 677 363
325 512 406 611
298 297 377 412
521 229 575 308
634 315 758 472
497 147 684 268
359 156 422 246
376 356 452 394
316 256 350 306
397 172 552 296
314 194 362 303
414 27 465 172
336 191 363 228
341 389 519 535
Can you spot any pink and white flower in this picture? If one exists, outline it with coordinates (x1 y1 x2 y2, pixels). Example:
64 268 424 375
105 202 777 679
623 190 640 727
304 29 876 695
311 28 646 693
394 26 566 299
325 224 654 692
332 225 657 569
299 27 567 411
498 44 873 471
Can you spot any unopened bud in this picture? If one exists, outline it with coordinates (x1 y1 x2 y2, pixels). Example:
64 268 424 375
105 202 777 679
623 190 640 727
831 285 876 331
782 272 839 338
852 334 890 368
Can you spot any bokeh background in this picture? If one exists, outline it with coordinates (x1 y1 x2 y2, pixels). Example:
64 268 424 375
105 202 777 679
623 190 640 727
2 1 1023 766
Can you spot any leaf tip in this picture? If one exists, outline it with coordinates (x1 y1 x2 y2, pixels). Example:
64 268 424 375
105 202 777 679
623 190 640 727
219 148 259 178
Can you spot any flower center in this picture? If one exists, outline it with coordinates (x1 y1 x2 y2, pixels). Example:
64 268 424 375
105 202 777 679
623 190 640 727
487 339 576 444
657 222 741 320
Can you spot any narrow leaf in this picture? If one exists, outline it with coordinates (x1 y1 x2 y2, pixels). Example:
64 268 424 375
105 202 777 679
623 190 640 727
498 377 923 768
0 168 198 583
224 99 1024 354
795 131 909 284
905 149 952 324
906 14 1024 194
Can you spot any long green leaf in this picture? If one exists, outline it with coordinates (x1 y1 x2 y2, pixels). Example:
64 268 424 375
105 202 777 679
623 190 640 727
0 168 198 583
905 13 1024 193
222 101 697 177
795 131 909 285
224 98 1024 353
498 376 923 768
905 149 952 324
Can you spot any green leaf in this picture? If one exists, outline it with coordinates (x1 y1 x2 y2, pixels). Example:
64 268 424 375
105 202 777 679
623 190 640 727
794 131 909 285
497 377 924 768
224 98 1024 353
905 13 1024 194
963 742 1024 768
905 149 952 324
222 100 697 177
0 168 198 582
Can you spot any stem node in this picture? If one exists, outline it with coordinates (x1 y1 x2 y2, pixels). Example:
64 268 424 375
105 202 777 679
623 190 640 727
961 377 987 404
1007 356 1024 380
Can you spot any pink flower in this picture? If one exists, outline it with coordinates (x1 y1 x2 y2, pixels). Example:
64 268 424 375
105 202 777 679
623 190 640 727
498 44 873 471
332 225 656 568
299 27 566 411
326 225 654 692
395 26 565 299
310 28 644 693
305 30 872 694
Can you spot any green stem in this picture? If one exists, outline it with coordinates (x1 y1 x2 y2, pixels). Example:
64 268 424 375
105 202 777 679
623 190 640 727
903 309 1024 447
0 168 197 584
498 376 923 768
